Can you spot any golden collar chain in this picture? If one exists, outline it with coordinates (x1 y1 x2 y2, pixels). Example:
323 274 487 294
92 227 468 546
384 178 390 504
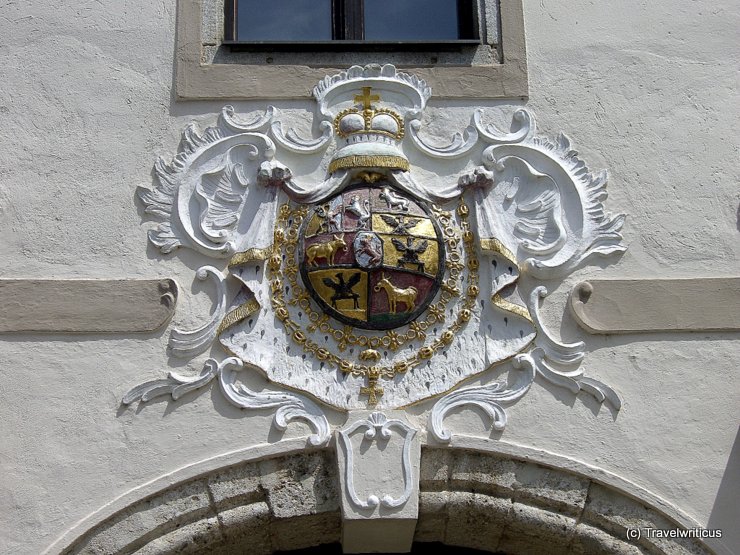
267 198 480 406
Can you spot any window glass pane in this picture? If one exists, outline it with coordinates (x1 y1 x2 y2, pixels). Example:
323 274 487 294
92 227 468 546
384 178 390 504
236 0 332 41
364 0 459 41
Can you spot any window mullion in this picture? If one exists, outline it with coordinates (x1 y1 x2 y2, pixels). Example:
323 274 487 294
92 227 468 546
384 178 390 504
344 0 364 41
332 0 343 40
224 0 237 41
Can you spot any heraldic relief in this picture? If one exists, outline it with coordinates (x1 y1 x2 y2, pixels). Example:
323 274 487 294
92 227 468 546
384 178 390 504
125 65 626 457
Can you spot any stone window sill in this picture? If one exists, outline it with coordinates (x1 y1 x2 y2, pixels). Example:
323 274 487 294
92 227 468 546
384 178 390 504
175 0 528 100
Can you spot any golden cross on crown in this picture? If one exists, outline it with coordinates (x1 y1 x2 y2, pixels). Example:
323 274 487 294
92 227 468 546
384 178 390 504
354 87 380 111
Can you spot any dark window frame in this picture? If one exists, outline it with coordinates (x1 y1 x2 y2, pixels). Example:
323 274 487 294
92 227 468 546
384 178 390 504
223 0 480 50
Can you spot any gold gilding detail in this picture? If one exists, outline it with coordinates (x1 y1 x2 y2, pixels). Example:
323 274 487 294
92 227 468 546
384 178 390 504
356 171 386 183
333 107 405 141
305 234 347 266
229 247 273 267
333 87 405 141
480 238 534 324
393 360 410 373
355 87 380 110
217 298 261 335
308 269 368 321
480 237 517 264
359 349 381 362
379 235 439 277
492 293 533 323
304 212 325 237
371 215 436 238
373 273 419 314
329 155 409 174
268 197 482 405
360 375 384 406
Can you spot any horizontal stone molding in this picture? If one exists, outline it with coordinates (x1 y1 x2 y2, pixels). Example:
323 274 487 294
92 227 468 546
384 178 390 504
569 278 740 334
0 279 177 333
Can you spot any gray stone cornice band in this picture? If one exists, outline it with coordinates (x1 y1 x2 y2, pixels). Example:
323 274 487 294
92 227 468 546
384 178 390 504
569 278 740 333
0 279 177 333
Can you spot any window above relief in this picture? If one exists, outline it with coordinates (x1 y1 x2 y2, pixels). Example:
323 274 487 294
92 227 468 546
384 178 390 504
177 0 528 100
223 0 480 50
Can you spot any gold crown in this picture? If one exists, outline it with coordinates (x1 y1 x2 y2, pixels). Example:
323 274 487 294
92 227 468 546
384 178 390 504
333 87 405 141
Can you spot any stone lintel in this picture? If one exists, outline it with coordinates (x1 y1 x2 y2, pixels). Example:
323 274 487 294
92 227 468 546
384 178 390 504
569 278 740 334
0 279 177 333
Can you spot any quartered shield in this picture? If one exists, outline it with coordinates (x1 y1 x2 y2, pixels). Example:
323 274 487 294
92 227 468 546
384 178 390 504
299 182 445 330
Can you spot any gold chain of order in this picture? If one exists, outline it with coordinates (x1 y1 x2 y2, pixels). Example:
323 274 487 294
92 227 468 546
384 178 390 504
283 205 464 352
266 199 479 397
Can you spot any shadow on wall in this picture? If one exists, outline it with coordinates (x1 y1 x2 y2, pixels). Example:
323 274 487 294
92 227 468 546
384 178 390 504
707 424 740 555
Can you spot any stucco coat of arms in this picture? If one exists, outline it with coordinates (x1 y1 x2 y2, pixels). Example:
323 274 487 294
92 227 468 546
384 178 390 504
126 65 625 445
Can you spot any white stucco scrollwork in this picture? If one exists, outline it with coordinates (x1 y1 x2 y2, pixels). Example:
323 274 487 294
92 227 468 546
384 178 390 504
480 132 627 279
527 286 621 410
167 266 228 358
465 136 626 281
313 63 431 122
122 357 330 446
475 107 535 144
429 353 536 443
408 118 479 159
269 108 334 154
220 105 275 133
138 125 279 258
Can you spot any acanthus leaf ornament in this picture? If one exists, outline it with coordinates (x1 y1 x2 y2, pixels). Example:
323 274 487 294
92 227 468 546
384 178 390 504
122 357 331 447
429 353 536 443
129 64 626 435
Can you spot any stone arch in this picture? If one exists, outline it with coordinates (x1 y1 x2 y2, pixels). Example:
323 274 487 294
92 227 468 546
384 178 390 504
49 445 712 555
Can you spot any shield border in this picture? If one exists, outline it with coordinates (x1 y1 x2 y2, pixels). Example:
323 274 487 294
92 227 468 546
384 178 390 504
297 182 446 331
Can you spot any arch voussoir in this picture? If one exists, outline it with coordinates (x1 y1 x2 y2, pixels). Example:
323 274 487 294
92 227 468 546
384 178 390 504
57 445 713 555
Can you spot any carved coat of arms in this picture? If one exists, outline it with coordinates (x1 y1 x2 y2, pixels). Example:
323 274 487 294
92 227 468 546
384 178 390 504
127 65 625 442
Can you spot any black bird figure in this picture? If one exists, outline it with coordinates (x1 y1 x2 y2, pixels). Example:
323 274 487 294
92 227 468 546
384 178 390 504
380 214 421 235
322 272 362 309
391 237 429 273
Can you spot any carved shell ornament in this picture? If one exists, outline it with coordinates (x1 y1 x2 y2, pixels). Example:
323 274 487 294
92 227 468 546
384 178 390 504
127 64 626 443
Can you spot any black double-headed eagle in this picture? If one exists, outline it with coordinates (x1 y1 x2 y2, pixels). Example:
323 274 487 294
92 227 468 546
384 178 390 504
391 236 429 273
379 214 420 235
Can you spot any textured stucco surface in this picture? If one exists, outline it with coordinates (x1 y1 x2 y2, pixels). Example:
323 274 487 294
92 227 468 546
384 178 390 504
0 1 738 554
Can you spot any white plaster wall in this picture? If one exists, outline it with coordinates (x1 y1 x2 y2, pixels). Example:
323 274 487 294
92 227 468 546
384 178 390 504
0 1 737 554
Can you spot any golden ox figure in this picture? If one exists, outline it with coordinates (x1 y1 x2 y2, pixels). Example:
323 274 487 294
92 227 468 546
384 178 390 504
306 234 347 266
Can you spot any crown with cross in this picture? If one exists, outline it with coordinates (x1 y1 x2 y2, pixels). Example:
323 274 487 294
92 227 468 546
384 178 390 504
334 87 405 141
329 87 408 174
